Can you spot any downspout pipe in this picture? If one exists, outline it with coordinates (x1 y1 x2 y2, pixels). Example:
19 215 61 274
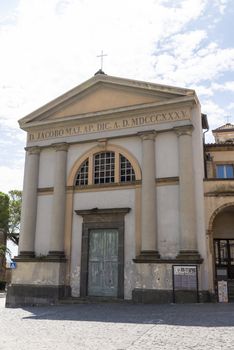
202 113 209 179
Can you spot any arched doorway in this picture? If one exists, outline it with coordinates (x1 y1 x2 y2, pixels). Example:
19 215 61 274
212 205 234 301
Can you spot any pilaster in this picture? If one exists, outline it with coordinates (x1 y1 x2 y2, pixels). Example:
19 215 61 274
137 131 160 260
18 146 40 258
174 125 201 260
48 143 69 258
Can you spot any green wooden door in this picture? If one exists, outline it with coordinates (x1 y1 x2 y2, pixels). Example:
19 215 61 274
88 229 118 297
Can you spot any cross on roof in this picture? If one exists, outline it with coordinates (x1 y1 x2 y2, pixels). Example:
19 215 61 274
97 50 107 71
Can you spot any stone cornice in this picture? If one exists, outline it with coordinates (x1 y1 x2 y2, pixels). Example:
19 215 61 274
75 207 131 216
204 192 234 197
36 177 179 195
205 143 234 151
21 97 195 131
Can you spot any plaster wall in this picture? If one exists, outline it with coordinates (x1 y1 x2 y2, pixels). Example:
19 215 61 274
111 136 142 166
70 188 136 298
155 132 179 177
50 84 158 119
35 195 53 255
157 185 179 258
38 148 55 188
67 142 96 175
210 150 234 162
134 264 172 290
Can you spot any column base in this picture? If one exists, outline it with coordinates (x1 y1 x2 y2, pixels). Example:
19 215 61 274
47 251 66 260
176 250 203 263
17 251 35 258
135 250 161 262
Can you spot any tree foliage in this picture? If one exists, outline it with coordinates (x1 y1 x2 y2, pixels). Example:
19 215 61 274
0 191 19 281
0 245 11 259
8 190 22 245
0 190 22 245
0 192 9 234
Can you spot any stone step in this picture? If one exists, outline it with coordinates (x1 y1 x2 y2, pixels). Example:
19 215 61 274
59 297 130 304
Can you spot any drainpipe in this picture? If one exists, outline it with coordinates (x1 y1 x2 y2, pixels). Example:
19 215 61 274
202 113 209 179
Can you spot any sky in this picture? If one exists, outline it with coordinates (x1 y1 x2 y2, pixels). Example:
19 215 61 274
0 0 234 194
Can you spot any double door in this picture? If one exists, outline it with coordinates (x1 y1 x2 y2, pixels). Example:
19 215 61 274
88 229 119 297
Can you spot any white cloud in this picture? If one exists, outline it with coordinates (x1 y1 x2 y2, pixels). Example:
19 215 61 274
227 102 234 110
0 0 233 190
202 99 226 127
212 81 234 92
214 0 229 14
0 0 212 126
193 85 214 98
155 40 234 87
201 99 228 142
0 165 24 193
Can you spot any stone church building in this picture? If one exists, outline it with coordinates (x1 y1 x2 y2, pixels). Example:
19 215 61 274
6 72 210 306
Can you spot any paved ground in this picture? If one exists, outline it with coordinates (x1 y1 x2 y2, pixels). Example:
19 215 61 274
0 295 234 350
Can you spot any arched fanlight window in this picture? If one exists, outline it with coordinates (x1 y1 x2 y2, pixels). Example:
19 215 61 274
75 151 136 186
120 154 136 182
75 159 89 186
94 152 115 184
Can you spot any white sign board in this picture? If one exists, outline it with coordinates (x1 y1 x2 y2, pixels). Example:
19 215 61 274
218 281 228 303
173 265 197 290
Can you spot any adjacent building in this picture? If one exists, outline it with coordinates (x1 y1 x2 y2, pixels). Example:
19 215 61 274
204 123 234 301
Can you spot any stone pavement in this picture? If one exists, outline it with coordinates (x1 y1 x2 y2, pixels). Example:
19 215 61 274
0 297 234 350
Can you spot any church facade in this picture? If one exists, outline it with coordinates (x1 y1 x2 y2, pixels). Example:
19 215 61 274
6 73 211 306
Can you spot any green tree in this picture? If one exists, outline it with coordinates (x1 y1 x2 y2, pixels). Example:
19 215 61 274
0 192 10 284
0 243 11 289
0 192 9 234
7 190 22 245
0 190 22 245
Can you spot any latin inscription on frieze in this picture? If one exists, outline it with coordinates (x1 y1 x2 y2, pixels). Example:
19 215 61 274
28 109 189 142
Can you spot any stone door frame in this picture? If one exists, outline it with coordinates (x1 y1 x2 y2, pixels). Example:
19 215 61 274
75 208 130 299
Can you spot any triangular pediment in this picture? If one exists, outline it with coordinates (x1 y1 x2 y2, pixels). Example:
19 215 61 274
19 74 196 128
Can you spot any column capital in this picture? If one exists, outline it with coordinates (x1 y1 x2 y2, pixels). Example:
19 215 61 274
52 142 69 152
25 146 41 155
173 125 194 137
138 130 157 141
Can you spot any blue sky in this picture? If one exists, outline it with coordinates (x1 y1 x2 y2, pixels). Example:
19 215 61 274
0 0 234 193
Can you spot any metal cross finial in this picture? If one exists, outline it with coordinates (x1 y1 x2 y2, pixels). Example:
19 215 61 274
97 50 107 70
226 115 231 124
